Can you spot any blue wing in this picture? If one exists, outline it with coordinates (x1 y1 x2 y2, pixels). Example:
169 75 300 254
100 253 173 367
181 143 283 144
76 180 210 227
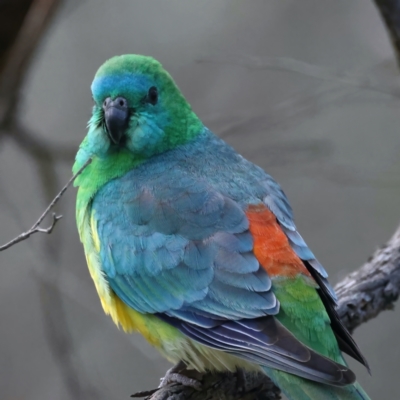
92 171 278 319
90 165 359 386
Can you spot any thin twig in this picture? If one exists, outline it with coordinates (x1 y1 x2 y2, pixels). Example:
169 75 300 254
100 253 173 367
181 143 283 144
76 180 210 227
0 158 91 251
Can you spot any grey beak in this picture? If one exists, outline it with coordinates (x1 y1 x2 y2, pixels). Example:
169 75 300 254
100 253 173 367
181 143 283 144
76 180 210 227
103 97 130 144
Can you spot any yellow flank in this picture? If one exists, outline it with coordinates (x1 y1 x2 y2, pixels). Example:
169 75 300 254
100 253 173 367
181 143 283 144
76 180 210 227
90 213 101 252
83 209 168 346
81 211 111 306
80 207 260 374
106 292 261 373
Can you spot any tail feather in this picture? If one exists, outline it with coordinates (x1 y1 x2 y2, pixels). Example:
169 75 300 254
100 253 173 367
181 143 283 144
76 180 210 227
263 367 371 400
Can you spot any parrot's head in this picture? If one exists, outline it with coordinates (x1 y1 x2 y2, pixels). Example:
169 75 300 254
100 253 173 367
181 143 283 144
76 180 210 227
82 54 203 160
74 55 204 213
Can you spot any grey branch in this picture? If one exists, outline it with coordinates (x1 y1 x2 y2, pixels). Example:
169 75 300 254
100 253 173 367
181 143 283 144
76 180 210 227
0 158 91 251
138 222 400 400
0 0 62 125
132 371 281 400
373 0 400 67
335 224 400 332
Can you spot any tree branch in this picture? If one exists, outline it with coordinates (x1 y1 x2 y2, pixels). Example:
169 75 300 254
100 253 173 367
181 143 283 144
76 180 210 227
132 372 281 400
373 0 400 67
0 158 91 251
136 222 400 400
0 0 61 126
335 224 400 332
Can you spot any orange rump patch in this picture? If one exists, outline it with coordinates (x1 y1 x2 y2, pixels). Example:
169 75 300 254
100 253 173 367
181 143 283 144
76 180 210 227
246 204 311 278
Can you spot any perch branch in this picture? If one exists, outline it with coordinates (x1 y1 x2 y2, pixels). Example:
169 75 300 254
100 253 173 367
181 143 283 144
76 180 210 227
0 158 91 251
335 224 400 332
137 222 400 400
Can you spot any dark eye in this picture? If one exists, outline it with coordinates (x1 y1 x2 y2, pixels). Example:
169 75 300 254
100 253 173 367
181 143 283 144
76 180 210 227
146 86 158 105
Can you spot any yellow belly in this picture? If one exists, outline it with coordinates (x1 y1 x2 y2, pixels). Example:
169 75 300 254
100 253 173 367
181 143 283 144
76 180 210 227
103 291 260 374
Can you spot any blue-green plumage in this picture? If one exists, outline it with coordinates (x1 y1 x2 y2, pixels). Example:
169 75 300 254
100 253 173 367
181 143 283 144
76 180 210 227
74 55 371 399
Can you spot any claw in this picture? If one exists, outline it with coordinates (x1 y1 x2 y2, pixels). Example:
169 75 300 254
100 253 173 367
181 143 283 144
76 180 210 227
131 361 203 398
131 388 158 398
160 372 202 390
159 360 202 390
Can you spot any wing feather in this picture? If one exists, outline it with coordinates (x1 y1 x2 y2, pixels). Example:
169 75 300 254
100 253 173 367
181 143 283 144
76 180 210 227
92 165 363 385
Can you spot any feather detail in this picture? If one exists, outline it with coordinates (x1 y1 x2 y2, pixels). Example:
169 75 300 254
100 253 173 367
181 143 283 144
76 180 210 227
246 204 312 278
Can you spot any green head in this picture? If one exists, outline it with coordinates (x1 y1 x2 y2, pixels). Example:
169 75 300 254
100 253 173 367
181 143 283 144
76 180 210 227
76 55 202 162
73 55 203 206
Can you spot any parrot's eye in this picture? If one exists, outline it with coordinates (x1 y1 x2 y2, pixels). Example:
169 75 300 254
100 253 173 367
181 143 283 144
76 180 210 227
146 86 158 105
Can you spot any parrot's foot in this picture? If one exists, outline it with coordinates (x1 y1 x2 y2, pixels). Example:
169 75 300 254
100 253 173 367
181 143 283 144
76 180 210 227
131 361 203 398
159 360 202 390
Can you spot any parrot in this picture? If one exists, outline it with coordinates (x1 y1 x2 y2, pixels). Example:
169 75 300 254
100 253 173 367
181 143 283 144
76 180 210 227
73 54 371 400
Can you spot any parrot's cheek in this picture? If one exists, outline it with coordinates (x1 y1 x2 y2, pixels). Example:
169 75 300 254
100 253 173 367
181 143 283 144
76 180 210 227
126 126 149 154
127 123 165 156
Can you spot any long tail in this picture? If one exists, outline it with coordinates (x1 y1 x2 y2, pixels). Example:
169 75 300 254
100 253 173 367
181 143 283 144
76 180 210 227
263 368 371 400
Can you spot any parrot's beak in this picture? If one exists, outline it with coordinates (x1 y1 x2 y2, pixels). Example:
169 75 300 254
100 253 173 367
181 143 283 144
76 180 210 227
103 97 130 144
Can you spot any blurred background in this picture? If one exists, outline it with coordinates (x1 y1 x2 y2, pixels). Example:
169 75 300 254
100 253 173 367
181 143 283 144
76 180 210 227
0 1 399 399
